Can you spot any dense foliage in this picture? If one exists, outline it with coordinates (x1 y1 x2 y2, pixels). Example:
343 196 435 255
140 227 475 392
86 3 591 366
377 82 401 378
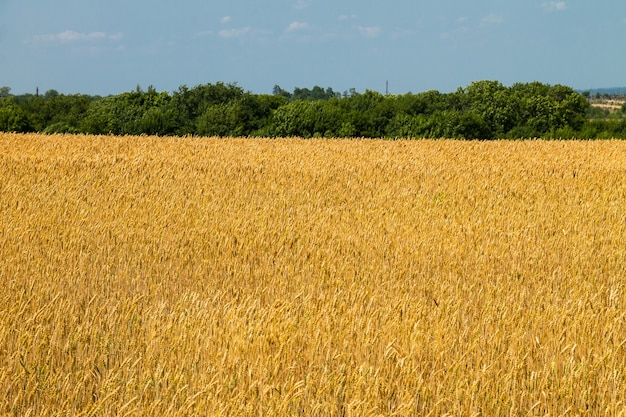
1 80 623 139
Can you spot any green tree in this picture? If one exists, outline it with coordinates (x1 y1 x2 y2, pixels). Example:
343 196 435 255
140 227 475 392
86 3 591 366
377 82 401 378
415 90 450 114
170 82 244 135
44 93 92 133
270 100 341 138
508 82 589 137
272 85 292 100
196 103 241 136
386 113 426 138
456 111 492 139
340 90 391 137
0 102 30 132
80 88 172 135
464 80 516 137
551 85 589 131
137 106 178 136
291 86 340 101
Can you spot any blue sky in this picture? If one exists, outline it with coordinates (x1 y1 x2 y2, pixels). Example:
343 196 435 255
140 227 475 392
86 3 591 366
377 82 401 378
1 1 625 96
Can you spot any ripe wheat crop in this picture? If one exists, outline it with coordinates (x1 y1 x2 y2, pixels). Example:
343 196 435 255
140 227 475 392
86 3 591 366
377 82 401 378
1 133 625 416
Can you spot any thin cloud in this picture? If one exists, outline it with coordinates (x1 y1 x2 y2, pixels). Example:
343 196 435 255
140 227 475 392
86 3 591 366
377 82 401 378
542 2 567 12
441 26 469 41
220 16 232 24
390 28 415 41
355 26 382 39
480 14 503 27
441 16 470 40
338 14 358 21
285 21 310 33
218 27 252 39
217 26 271 44
294 0 309 10
442 13 501 40
32 30 123 43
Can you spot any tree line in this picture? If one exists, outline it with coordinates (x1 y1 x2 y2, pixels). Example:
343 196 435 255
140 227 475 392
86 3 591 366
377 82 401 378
1 80 625 139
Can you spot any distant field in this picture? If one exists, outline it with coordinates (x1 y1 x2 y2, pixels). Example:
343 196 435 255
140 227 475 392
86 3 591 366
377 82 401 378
1 133 625 416
588 97 626 112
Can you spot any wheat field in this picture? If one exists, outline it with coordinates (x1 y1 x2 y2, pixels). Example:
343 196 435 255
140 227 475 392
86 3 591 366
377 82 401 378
1 133 625 416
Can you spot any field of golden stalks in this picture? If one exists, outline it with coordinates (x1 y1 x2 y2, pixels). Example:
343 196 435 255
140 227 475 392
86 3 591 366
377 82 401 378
1 133 625 416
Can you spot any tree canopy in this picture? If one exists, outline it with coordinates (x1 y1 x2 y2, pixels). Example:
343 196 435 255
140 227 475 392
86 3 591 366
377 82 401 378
1 80 621 139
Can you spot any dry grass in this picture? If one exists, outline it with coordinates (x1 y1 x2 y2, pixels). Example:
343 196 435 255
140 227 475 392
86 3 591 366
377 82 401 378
588 98 625 112
1 133 625 416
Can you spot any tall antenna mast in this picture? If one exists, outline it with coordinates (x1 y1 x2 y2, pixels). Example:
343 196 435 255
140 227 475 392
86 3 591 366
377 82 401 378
386 80 389 96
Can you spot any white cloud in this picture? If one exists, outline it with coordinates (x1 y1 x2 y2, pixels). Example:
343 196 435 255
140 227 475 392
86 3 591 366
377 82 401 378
109 33 124 41
480 13 503 27
391 28 414 40
32 30 123 43
220 16 232 24
218 27 252 39
355 25 382 39
542 1 567 12
441 26 469 41
294 0 309 10
285 21 309 33
339 14 358 21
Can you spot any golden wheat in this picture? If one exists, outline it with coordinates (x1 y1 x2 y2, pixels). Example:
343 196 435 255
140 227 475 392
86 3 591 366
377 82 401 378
1 133 625 416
